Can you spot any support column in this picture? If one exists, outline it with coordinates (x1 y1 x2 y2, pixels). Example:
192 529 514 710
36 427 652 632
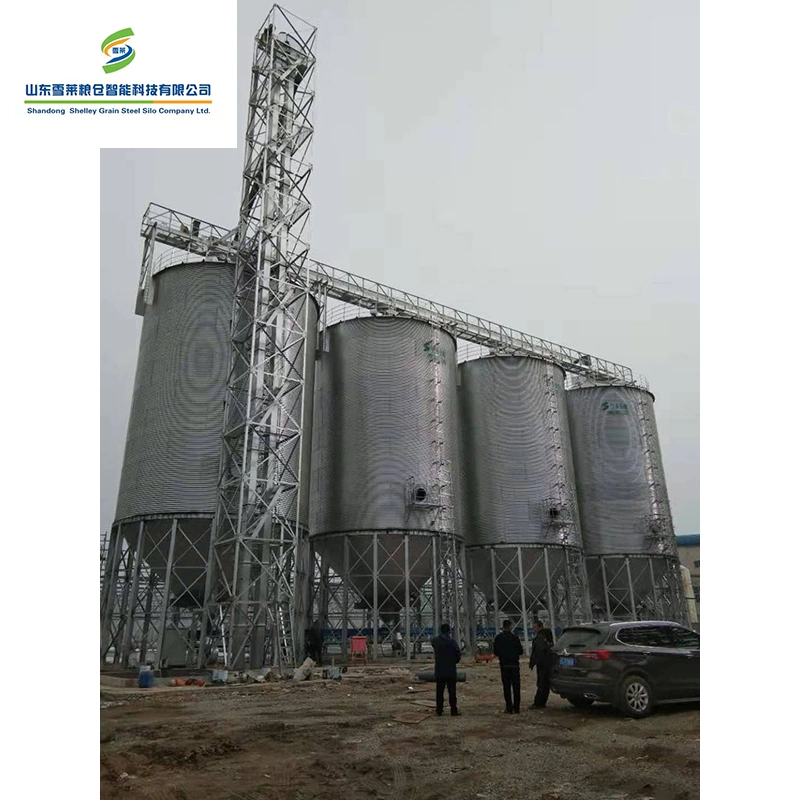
563 547 575 626
458 542 471 656
648 557 661 619
154 519 178 669
113 549 134 664
451 538 462 650
139 571 157 664
121 521 145 668
432 536 441 633
543 547 556 631
250 538 270 669
100 523 124 662
600 557 612 620
199 515 219 668
341 536 350 660
625 557 637 621
372 532 379 659
404 534 411 662
517 547 530 654
490 547 501 634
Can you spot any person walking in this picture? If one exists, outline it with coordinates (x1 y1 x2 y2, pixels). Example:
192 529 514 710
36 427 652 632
430 623 461 716
528 620 554 709
493 619 523 713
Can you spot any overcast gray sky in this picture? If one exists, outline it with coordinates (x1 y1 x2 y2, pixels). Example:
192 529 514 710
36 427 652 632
101 0 698 537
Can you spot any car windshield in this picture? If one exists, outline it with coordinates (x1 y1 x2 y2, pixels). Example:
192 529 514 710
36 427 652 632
555 628 604 651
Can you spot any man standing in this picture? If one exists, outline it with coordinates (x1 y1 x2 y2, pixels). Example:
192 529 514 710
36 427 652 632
528 620 554 709
430 623 461 716
309 619 324 664
493 619 523 713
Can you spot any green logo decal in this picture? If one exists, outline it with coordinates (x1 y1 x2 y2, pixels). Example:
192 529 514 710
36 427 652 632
102 28 135 74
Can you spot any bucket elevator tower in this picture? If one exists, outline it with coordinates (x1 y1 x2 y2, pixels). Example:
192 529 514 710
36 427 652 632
200 7 318 670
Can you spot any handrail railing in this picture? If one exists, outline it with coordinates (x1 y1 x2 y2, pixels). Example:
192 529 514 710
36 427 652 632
139 202 643 387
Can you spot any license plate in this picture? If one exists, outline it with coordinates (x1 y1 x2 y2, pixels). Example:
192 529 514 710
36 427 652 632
559 657 575 667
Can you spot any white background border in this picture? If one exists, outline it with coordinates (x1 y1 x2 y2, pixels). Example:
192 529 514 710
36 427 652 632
3 0 796 794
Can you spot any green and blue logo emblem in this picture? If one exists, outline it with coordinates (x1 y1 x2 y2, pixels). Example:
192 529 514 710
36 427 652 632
102 28 135 74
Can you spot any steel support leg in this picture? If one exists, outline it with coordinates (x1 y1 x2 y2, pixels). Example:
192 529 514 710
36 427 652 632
100 523 124 662
543 547 556 631
341 536 350 660
563 547 576 625
404 534 411 662
121 521 145 668
648 557 661 619
490 548 501 634
154 519 178 669
139 571 157 664
372 532 379 659
600 557 612 620
458 542 471 656
517 547 530 654
625 557 637 621
432 536 441 633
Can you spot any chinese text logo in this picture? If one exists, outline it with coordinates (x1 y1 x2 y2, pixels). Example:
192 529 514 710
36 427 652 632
102 28 135 74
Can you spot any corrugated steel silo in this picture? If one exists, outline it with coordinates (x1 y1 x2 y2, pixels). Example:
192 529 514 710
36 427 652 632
113 261 234 611
106 261 320 666
566 385 685 622
310 317 464 647
458 356 590 641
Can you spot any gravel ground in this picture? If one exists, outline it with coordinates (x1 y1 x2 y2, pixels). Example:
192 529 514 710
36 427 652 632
100 662 699 800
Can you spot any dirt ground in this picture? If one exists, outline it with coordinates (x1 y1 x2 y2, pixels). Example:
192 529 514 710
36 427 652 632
100 662 699 800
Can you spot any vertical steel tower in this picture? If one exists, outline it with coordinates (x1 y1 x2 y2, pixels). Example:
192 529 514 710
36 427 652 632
201 6 317 670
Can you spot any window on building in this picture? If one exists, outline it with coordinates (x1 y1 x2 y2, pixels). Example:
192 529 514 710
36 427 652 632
694 560 700 568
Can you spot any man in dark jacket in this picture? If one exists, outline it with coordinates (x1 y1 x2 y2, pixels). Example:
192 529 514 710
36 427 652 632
529 620 554 709
430 623 461 716
309 619 324 664
493 619 524 713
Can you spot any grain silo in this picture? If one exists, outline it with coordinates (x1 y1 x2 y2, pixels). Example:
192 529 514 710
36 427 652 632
102 261 234 667
310 317 466 657
566 384 686 623
458 356 590 649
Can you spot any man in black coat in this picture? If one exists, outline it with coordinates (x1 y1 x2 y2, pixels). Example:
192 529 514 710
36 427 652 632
493 619 524 713
430 623 461 716
528 620 554 709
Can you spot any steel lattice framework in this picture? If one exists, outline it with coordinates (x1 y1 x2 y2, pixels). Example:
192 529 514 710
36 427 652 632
197 7 317 670
137 205 642 390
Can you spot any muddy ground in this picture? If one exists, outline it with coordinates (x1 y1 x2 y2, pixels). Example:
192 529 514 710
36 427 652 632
100 662 699 800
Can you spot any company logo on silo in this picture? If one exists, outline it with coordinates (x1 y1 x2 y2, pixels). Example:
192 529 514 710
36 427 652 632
423 340 447 364
102 28 135 74
601 401 628 415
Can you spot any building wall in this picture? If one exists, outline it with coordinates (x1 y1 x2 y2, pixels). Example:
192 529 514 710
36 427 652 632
676 539 700 619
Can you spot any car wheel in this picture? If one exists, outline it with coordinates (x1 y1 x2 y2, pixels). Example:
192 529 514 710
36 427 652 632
618 675 654 718
566 696 595 709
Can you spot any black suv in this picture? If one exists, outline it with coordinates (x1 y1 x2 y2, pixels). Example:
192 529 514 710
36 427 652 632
550 621 700 718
